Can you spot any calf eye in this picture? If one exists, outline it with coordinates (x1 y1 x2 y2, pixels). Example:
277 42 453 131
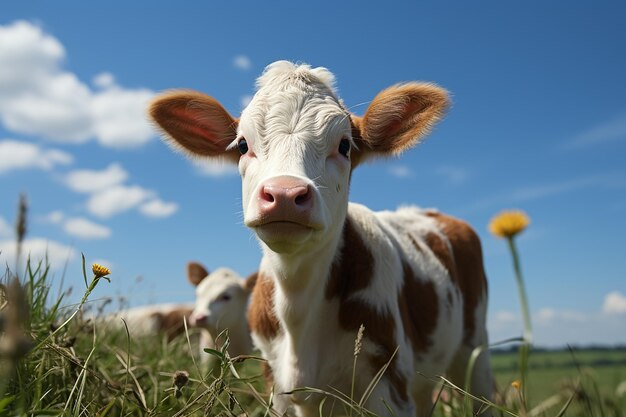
338 138 350 158
218 294 231 302
237 138 249 155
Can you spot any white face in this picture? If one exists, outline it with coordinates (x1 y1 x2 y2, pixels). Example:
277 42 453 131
150 61 450 257
233 68 354 254
190 268 246 333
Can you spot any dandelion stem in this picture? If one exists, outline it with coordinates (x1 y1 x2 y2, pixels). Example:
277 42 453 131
506 235 532 411
506 237 532 344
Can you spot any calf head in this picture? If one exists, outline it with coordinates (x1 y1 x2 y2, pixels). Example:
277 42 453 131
187 262 250 334
150 61 449 254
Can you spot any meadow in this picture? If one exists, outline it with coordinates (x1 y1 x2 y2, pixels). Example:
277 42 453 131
1 257 625 416
1 204 625 416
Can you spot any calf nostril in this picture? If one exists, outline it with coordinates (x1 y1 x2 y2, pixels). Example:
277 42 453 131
294 187 311 206
262 187 276 203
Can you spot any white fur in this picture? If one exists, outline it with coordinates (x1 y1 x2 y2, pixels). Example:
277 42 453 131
151 61 493 416
101 303 193 336
240 64 491 416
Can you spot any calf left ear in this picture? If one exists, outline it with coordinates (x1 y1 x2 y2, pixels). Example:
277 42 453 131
149 90 239 163
187 262 209 287
352 83 449 160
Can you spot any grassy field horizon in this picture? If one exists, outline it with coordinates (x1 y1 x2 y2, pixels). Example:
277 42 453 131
2 257 625 416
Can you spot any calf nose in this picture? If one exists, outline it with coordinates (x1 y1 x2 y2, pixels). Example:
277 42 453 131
191 313 207 326
259 176 313 214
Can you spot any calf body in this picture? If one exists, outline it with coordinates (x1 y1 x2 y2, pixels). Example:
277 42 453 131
150 61 493 416
104 303 193 341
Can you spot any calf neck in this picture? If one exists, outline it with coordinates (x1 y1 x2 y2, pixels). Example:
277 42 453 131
150 61 494 416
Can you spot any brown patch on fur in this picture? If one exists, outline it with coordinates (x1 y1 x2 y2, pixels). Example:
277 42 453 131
398 262 439 354
152 307 193 341
426 212 487 344
423 232 458 284
248 273 280 340
325 217 409 404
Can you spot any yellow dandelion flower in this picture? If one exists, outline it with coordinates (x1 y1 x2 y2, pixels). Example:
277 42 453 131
92 263 111 278
511 380 521 390
488 210 530 239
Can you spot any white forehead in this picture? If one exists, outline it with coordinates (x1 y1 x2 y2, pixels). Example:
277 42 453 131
239 61 350 152
195 267 242 298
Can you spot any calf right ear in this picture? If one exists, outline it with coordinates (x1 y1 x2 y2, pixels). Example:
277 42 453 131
149 90 240 163
187 262 209 287
352 83 449 163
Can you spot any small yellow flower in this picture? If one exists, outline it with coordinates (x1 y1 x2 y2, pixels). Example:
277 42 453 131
489 210 530 239
92 263 111 278
511 380 521 390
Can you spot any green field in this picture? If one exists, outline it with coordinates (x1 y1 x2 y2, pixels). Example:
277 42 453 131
491 347 626 415
2 260 626 416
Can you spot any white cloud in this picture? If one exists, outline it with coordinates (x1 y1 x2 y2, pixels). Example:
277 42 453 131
603 291 626 315
535 308 588 325
0 20 65 94
0 216 12 238
194 159 239 177
0 237 76 271
489 305 626 347
435 165 469 185
64 163 128 193
566 113 626 149
40 210 65 224
86 185 154 218
233 55 252 71
388 164 413 178
92 72 115 89
0 139 73 173
62 163 178 219
63 217 112 240
38 211 111 239
139 199 179 218
90 86 155 148
0 21 155 148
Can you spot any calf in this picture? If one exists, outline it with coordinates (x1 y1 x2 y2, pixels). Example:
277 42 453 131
187 261 256 358
150 61 493 416
103 303 193 341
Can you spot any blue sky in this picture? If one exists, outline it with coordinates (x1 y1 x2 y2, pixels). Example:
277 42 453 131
1 1 625 347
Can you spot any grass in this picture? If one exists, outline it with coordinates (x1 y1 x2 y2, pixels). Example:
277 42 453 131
1 202 625 416
1 258 625 416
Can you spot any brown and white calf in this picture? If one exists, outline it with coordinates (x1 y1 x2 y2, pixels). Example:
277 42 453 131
103 264 255 361
102 303 193 341
187 261 257 358
150 61 494 416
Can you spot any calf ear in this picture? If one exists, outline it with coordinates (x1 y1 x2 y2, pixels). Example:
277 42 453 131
187 262 209 287
352 83 449 162
242 272 258 294
149 90 239 163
